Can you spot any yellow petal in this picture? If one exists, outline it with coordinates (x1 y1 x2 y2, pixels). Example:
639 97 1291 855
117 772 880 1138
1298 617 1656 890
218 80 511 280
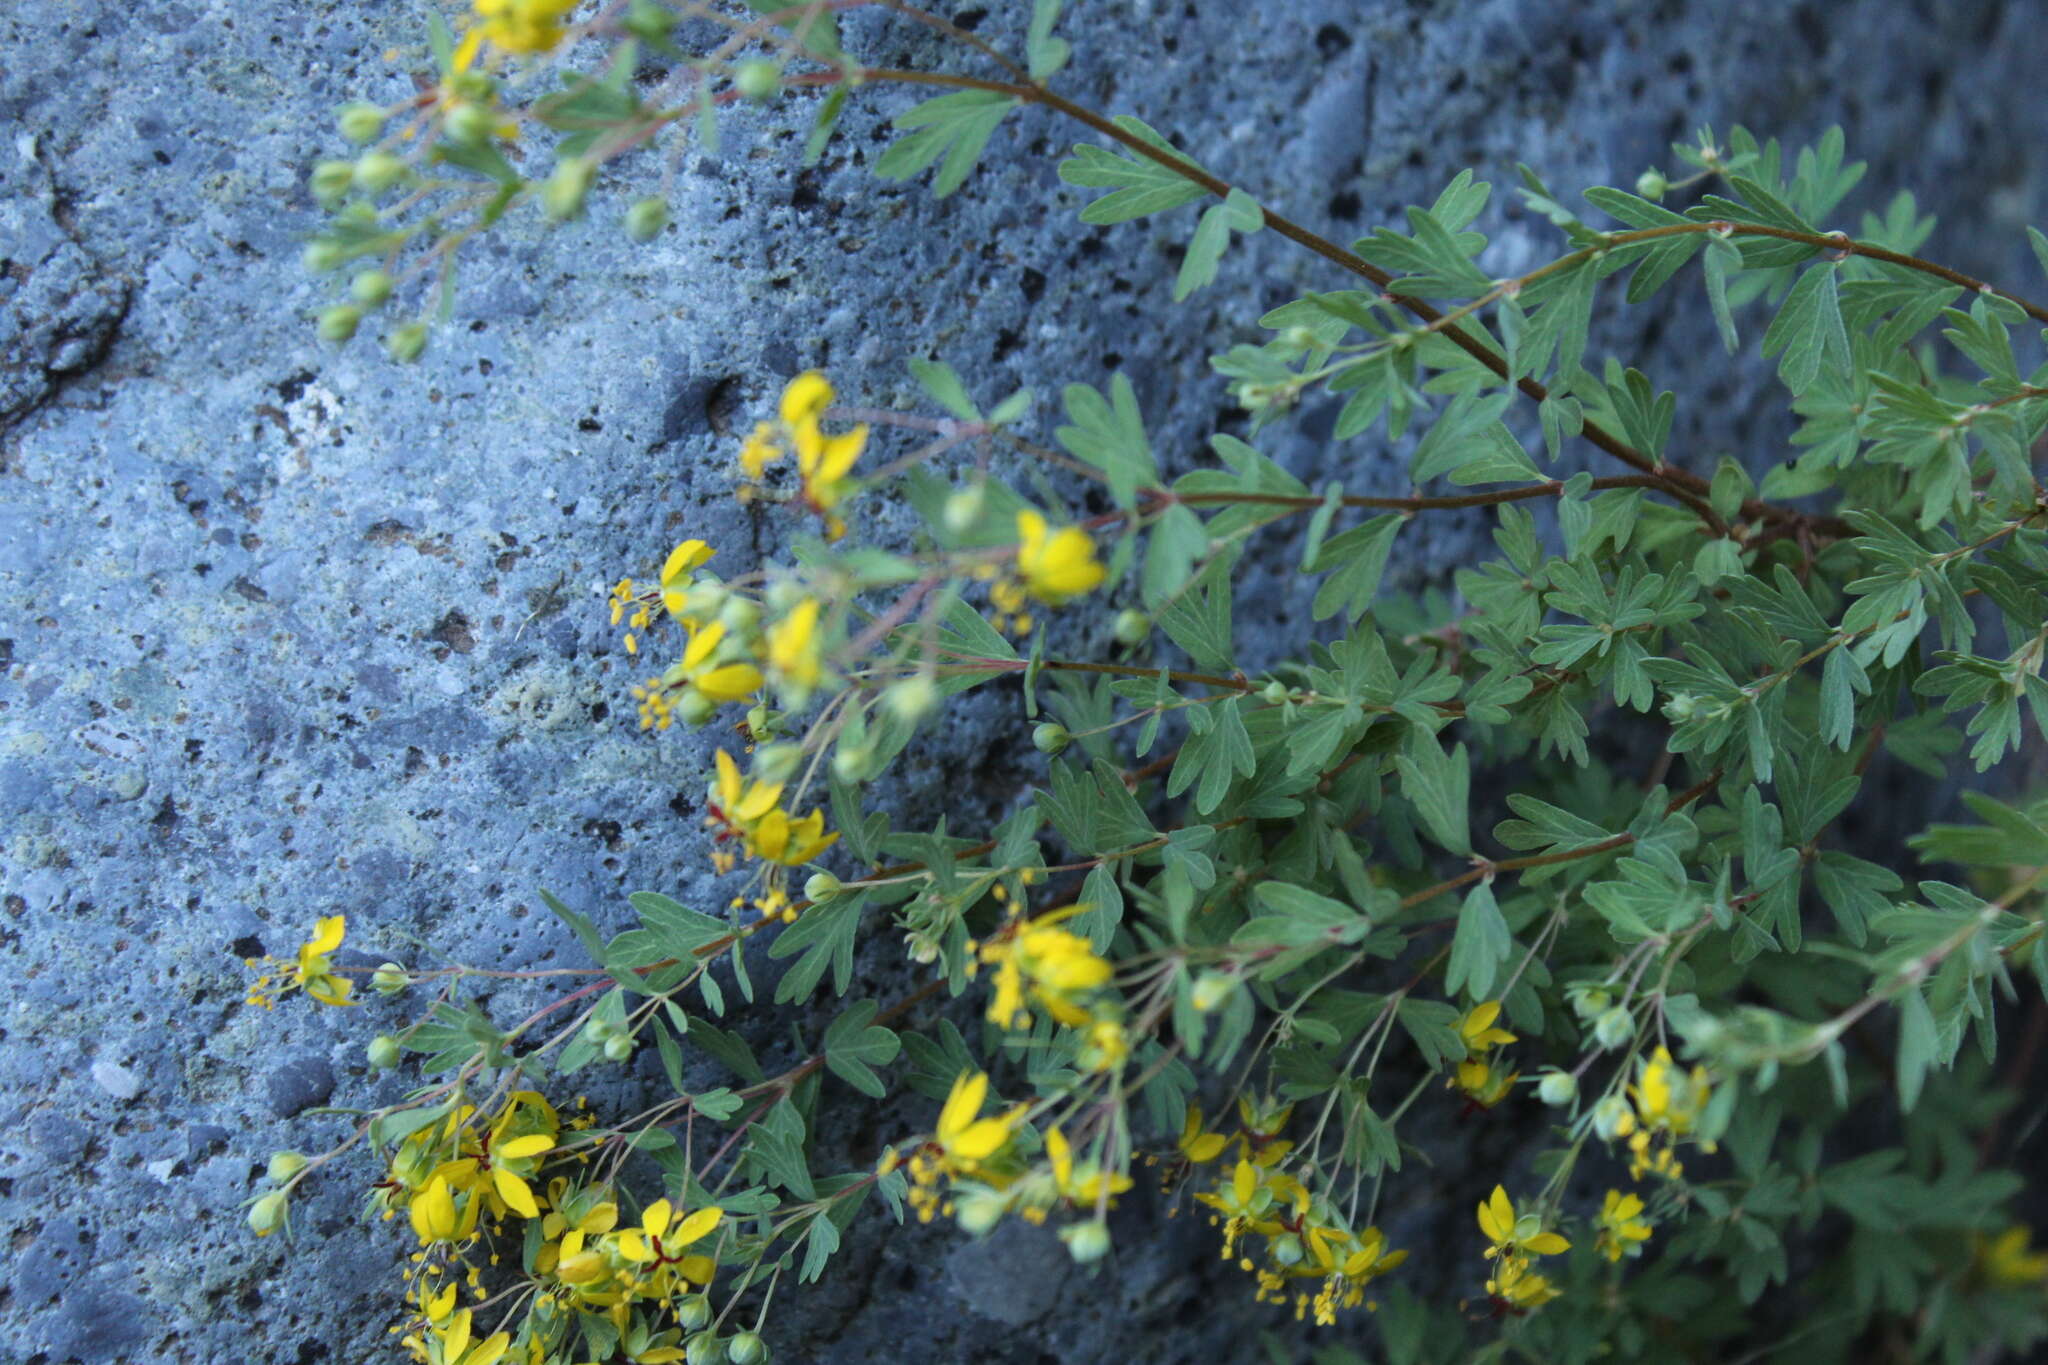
492 1166 539 1220
1478 1186 1514 1244
661 540 714 585
496 1133 553 1161
694 663 764 704
1525 1232 1570 1256
642 1198 672 1239
780 371 834 426
670 1205 722 1248
309 915 346 954
939 1071 988 1139
950 1116 1012 1161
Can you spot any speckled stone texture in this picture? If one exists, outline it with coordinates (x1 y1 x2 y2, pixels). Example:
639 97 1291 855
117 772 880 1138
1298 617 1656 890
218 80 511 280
0 1 2042 1361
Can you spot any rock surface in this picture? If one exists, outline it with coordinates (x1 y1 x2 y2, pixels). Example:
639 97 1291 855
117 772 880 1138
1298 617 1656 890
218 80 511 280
1 1 2043 1361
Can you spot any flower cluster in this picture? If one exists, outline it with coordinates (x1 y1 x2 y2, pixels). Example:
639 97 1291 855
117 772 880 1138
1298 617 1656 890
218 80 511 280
454 0 580 69
986 510 1108 634
1448 1000 1517 1108
1476 1185 1569 1311
705 749 837 920
1190 1152 1407 1326
905 1071 1028 1224
1607 1045 1717 1182
245 915 356 1009
740 371 870 541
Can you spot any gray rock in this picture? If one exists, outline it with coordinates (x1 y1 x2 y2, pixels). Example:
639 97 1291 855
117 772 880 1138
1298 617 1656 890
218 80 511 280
0 0 2042 1362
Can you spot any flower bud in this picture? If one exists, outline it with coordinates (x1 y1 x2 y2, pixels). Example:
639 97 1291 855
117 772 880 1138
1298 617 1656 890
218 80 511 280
317 304 362 343
1592 1095 1635 1141
367 1035 403 1070
1635 168 1670 201
803 872 841 903
1261 680 1288 704
832 745 872 783
734 60 782 102
442 101 496 148
542 157 595 222
450 70 495 102
625 0 678 42
675 1294 714 1332
942 485 984 536
954 1184 1010 1235
1279 325 1319 352
247 1190 289 1237
352 150 408 195
337 102 386 145
1112 609 1150 645
371 962 409 995
309 160 355 206
1594 1006 1635 1050
1271 1232 1305 1265
626 196 671 242
1190 971 1236 1013
719 596 762 634
1571 986 1610 1021
386 323 429 363
584 1016 615 1043
301 239 347 274
603 1033 634 1062
350 270 394 308
1537 1071 1577 1106
727 1332 770 1365
754 742 802 784
685 1334 727 1365
886 677 939 724
1662 692 1699 724
677 689 720 727
1032 723 1070 755
1060 1219 1112 1263
267 1150 311 1184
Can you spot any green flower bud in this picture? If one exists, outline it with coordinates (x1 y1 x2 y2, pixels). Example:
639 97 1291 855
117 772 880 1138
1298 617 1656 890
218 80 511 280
1537 1071 1577 1106
386 323 429 363
1270 1232 1305 1266
367 1035 402 1070
734 60 782 102
1279 324 1319 352
1190 971 1236 1013
684 582 732 621
1032 723 1070 755
603 1033 634 1062
349 270 394 308
727 1332 770 1365
1663 692 1699 724
337 102 386 145
247 1190 290 1236
442 102 496 148
942 485 985 536
1592 1095 1634 1141
1112 609 1150 645
1261 680 1288 704
317 304 362 343
1060 1219 1112 1263
953 1185 1011 1236
685 1333 727 1365
803 872 841 903
371 962 409 995
1635 168 1670 201
1571 986 1611 1021
719 596 762 634
450 70 496 103
625 0 679 43
542 157 595 222
267 1150 310 1184
677 689 720 727
301 239 347 274
626 196 671 243
749 744 799 787
886 676 939 724
1594 1006 1635 1050
675 1294 714 1332
352 151 409 196
309 160 355 206
831 745 873 783
584 1016 615 1043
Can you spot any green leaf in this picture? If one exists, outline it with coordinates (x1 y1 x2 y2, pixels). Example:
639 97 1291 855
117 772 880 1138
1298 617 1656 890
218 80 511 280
741 0 841 55
1168 696 1257 814
1175 187 1264 300
1445 881 1511 1002
768 894 863 1003
540 889 607 964
801 85 846 167
823 999 902 1098
1310 516 1403 624
1895 986 1936 1112
1393 737 1472 857
744 1098 815 1199
799 1209 841 1283
1058 117 1208 223
1156 557 1234 669
1056 373 1157 507
875 90 1018 198
1026 0 1071 79
908 356 982 422
1760 262 1849 393
1702 236 1742 352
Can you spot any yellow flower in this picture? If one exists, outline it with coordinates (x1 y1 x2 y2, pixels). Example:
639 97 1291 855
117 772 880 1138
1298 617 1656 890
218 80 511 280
1079 1017 1129 1072
1044 1127 1133 1206
740 372 868 538
616 1198 722 1275
766 596 827 696
671 621 764 705
1013 510 1106 605
1594 1188 1652 1262
293 915 355 1007
1977 1226 2048 1289
659 540 715 620
410 1174 481 1246
740 423 782 480
749 804 838 868
1449 1056 1519 1109
1488 1255 1562 1310
1476 1185 1569 1262
1177 1105 1229 1164
935 1072 1020 1173
453 0 578 68
484 1132 552 1220
978 906 1114 1029
1458 1000 1516 1055
1631 1045 1711 1138
420 1307 511 1365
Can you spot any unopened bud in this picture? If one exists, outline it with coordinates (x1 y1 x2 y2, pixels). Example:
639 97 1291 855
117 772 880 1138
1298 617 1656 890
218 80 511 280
248 1190 289 1236
1190 971 1236 1013
804 872 841 903
352 150 408 195
887 676 939 724
953 1185 1010 1236
727 1332 770 1365
1571 986 1610 1021
443 101 496 148
685 1334 727 1365
1261 680 1288 704
337 102 386 145
719 596 762 634
1663 692 1699 724
350 270 394 307
1060 1219 1112 1263
942 485 985 536
1635 168 1669 202
386 323 429 363
1112 609 1150 645
1279 325 1319 352
367 1035 402 1070
734 60 782 102
675 1294 714 1332
309 160 355 206
626 196 671 242
1032 723 1070 755
754 742 802 784
267 1150 310 1184
1594 1006 1635 1050
584 1016 615 1043
1270 1232 1305 1265
832 745 873 783
371 962 409 995
542 157 595 222
301 238 347 274
450 70 495 103
317 304 362 343
1592 1095 1635 1141
677 689 720 727
603 1033 634 1062
1537 1071 1577 1106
